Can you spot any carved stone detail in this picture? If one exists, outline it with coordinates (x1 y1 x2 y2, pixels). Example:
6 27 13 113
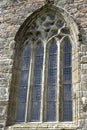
25 12 70 44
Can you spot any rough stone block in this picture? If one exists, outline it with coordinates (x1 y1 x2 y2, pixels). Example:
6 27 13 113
81 64 87 70
0 87 8 101
81 74 87 83
81 56 87 63
81 82 87 90
81 45 87 52
0 106 6 117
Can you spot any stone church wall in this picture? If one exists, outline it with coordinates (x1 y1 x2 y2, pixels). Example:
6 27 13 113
0 0 87 130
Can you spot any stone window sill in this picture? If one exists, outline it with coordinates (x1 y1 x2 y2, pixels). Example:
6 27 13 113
7 122 78 130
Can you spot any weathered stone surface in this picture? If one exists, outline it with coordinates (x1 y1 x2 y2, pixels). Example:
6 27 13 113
81 64 87 70
0 88 8 101
81 45 87 52
0 0 87 130
0 107 6 118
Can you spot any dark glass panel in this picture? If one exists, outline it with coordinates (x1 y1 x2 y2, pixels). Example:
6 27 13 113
22 57 30 70
23 45 31 57
30 44 43 121
63 101 72 121
16 45 31 122
56 20 64 28
62 39 72 121
36 44 44 56
30 101 40 122
18 86 27 102
48 68 57 75
20 71 29 86
63 84 72 101
49 42 57 54
36 31 42 39
49 54 57 68
61 27 70 34
28 32 33 40
46 42 57 121
63 68 72 83
35 56 43 68
47 86 56 100
32 85 41 101
46 101 56 121
64 53 71 67
48 69 57 85
63 40 71 53
16 103 26 122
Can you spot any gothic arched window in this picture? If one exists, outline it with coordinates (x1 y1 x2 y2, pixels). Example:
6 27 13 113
14 11 73 124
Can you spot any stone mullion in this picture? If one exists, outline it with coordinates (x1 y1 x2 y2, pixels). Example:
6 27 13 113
25 44 35 122
56 41 60 122
40 43 47 122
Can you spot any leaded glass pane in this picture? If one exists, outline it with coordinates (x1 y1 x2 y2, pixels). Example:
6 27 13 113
64 53 71 66
18 86 27 102
46 42 57 121
63 84 72 100
16 103 26 122
36 44 44 56
49 54 57 68
46 101 56 121
47 86 56 100
63 68 72 83
62 39 72 121
30 101 40 122
30 44 43 121
35 56 43 68
49 42 57 54
16 45 30 122
22 57 30 70
63 40 71 53
32 85 41 101
63 101 72 121
20 71 29 86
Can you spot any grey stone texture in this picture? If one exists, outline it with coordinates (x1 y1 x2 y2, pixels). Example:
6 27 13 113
0 0 87 130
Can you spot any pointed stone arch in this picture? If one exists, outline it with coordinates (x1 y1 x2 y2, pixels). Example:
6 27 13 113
15 4 80 47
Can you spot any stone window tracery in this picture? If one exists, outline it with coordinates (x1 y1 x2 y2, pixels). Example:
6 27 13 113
15 12 73 123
